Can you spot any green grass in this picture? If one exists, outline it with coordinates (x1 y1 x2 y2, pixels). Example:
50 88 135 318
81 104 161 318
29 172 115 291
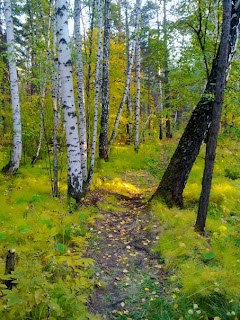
0 134 239 319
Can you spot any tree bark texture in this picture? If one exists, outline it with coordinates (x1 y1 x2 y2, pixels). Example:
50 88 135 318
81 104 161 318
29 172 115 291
74 0 88 181
196 0 231 232
99 0 110 161
2 0 22 175
134 0 142 151
87 0 103 189
153 0 240 207
56 0 83 200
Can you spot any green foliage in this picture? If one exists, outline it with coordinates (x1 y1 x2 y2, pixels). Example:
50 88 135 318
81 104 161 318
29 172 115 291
148 138 240 317
0 159 96 319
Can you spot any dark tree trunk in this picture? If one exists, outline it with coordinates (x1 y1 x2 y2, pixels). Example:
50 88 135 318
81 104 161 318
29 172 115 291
99 0 110 161
152 0 240 207
195 0 231 232
86 0 96 150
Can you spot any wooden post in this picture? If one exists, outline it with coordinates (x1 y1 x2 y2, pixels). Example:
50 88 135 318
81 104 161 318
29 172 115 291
5 249 15 289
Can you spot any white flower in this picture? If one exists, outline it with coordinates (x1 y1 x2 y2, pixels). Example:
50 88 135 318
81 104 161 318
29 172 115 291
188 309 194 315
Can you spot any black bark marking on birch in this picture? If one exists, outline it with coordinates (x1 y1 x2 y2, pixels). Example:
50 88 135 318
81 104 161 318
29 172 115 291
59 38 67 44
65 59 72 66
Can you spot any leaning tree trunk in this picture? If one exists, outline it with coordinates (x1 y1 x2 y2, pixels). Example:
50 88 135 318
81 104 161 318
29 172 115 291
108 0 141 149
99 0 110 161
134 0 141 151
74 0 88 181
2 0 22 175
55 0 83 201
195 0 231 232
152 0 240 207
86 0 103 189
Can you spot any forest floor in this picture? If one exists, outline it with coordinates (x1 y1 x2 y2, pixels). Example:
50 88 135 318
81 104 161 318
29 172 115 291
86 190 167 320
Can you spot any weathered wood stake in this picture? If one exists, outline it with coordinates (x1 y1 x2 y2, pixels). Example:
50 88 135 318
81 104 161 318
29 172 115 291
5 249 15 289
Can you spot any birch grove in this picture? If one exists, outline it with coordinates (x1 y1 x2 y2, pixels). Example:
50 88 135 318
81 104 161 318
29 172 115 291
74 0 88 181
2 0 22 174
55 0 83 200
86 0 103 189
134 0 141 151
109 0 141 149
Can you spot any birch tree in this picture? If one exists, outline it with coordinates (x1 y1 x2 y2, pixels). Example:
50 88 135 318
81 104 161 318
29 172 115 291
86 0 103 188
2 0 22 175
134 0 141 151
55 0 83 200
74 0 88 181
109 0 141 149
52 12 59 197
99 0 110 161
32 2 53 165
125 1 133 141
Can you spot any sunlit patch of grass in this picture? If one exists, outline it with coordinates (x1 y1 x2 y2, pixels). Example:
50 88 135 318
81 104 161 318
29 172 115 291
0 158 96 319
149 137 240 317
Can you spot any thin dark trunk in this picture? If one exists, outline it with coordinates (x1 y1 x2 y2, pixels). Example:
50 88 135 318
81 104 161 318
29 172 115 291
163 0 172 139
152 0 240 207
99 0 110 161
86 0 96 150
195 0 231 232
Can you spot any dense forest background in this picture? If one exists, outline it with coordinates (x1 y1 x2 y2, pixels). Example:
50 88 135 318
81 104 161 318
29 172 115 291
0 0 239 319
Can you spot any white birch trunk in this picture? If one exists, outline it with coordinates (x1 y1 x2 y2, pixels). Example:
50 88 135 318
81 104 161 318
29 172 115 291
55 0 83 200
52 10 59 197
32 3 53 165
108 40 135 148
87 0 103 189
125 1 133 141
2 0 22 174
109 0 141 148
134 0 141 150
74 0 88 181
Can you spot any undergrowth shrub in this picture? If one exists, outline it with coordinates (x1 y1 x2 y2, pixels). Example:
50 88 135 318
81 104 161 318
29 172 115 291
0 161 98 319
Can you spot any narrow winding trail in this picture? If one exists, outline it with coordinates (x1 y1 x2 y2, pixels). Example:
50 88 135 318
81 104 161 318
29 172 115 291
86 191 167 319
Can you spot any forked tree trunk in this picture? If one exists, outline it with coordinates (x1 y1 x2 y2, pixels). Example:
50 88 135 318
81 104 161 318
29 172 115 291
55 0 83 201
99 0 110 161
74 0 88 181
2 0 22 175
134 0 141 151
195 0 231 232
86 0 103 189
152 0 240 207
